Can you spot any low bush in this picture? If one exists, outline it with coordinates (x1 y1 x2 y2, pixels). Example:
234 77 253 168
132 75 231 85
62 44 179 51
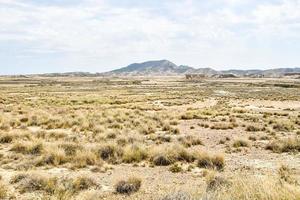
0 182 7 199
11 173 98 195
203 175 300 200
232 139 249 148
35 147 68 167
11 142 43 155
266 138 300 153
115 177 141 194
71 176 97 191
11 173 57 194
246 125 262 132
152 154 174 166
210 123 234 130
169 163 183 173
98 144 123 163
197 153 225 171
0 134 13 143
273 121 294 132
122 145 148 163
178 136 202 147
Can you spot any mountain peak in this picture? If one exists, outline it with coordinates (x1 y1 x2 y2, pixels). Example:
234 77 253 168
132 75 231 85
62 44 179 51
108 59 188 75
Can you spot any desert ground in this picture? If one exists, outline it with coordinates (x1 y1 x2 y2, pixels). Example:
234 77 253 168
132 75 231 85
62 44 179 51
0 76 299 200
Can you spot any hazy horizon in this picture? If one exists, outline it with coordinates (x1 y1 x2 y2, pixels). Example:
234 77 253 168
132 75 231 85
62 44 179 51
1 0 300 75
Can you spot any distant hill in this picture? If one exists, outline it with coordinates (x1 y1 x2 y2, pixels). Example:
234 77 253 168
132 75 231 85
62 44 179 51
193 68 219 76
37 72 102 77
102 60 221 76
102 60 300 77
10 60 300 78
220 69 263 76
261 68 300 77
103 60 194 76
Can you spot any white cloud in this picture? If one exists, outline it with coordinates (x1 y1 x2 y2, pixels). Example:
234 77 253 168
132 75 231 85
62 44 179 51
0 0 300 73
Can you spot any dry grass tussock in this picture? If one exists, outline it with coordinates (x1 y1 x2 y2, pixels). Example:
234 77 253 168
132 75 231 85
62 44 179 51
197 153 225 171
266 137 300 153
204 175 300 200
0 181 8 199
115 177 142 194
10 172 98 197
160 173 300 200
150 144 197 166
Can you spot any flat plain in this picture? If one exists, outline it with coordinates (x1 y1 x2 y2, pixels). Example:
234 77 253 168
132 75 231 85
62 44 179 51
0 76 299 199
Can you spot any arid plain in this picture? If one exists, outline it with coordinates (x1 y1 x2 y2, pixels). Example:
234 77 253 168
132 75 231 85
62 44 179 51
0 76 299 200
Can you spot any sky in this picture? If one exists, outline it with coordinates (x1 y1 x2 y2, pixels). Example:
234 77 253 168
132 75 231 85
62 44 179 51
0 0 300 74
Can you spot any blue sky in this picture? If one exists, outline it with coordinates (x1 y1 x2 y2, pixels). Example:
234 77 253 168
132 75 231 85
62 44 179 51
0 0 300 74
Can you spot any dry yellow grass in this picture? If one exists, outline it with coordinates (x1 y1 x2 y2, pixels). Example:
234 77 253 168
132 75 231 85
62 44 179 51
0 76 299 199
204 175 300 200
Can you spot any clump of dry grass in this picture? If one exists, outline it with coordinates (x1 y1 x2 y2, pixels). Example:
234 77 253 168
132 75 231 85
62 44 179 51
58 143 81 156
0 121 10 131
152 135 172 144
272 120 294 132
115 177 141 195
203 174 300 200
0 181 8 199
162 123 172 131
72 149 100 168
71 176 98 191
35 147 68 166
139 125 156 135
32 144 102 168
11 173 98 196
210 123 234 130
246 125 262 132
248 136 257 141
178 136 202 147
97 143 123 164
197 153 225 171
170 127 180 134
151 145 196 166
11 173 57 194
170 120 178 126
169 163 183 173
266 137 300 153
278 165 297 184
0 133 13 143
232 139 250 148
160 191 192 200
11 141 44 155
205 172 229 191
122 145 148 163
198 123 210 128
152 154 173 166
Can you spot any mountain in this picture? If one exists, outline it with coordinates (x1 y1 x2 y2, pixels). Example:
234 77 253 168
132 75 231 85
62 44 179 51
261 68 300 77
9 60 299 78
104 60 193 76
221 69 263 76
37 72 102 77
103 60 300 77
193 68 219 75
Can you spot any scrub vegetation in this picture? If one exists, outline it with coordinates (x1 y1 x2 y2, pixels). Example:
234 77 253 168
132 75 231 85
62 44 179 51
0 76 299 199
